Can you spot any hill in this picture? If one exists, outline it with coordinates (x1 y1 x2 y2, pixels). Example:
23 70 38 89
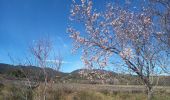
0 63 170 86
0 63 67 81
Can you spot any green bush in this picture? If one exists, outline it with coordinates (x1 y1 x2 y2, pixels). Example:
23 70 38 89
8 70 26 78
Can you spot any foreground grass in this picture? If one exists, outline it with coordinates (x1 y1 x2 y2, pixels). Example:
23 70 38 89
0 83 170 100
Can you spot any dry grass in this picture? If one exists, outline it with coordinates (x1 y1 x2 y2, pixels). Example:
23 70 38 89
0 83 170 100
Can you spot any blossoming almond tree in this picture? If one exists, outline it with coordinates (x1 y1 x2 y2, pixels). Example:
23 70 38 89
68 0 170 100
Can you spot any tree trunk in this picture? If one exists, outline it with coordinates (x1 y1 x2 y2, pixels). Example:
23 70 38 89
147 87 153 100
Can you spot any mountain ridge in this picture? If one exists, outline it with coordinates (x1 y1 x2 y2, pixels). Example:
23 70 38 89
0 63 170 86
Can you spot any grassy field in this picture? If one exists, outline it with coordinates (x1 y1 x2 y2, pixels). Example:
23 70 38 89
0 82 170 100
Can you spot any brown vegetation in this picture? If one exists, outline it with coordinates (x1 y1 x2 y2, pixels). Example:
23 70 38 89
0 82 170 100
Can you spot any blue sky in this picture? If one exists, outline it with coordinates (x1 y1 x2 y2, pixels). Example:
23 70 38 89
0 0 167 73
0 0 113 72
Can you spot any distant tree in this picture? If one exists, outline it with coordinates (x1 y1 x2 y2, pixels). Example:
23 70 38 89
68 0 170 100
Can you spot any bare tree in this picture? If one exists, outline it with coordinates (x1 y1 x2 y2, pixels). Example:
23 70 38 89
29 38 62 100
68 0 170 100
51 51 62 71
7 53 35 100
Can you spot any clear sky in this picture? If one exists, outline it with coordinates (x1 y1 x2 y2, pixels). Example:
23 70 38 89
0 0 113 72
